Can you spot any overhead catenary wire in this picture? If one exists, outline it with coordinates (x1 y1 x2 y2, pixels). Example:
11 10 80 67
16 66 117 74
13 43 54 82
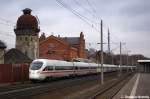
55 0 109 42
86 0 98 18
72 0 108 42
0 30 15 37
0 16 16 37
74 0 93 15
0 22 13 27
74 0 121 45
56 0 95 26
86 1 121 44
0 16 15 25
56 0 123 52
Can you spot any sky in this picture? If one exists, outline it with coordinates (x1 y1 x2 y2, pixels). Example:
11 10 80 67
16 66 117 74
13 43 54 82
0 0 150 57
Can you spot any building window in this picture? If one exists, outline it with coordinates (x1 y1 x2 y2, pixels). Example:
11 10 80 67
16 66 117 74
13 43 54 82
25 51 28 55
20 37 22 40
31 37 33 41
47 50 55 54
25 37 28 41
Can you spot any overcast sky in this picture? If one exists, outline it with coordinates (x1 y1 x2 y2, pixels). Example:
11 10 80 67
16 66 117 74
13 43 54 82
0 0 150 57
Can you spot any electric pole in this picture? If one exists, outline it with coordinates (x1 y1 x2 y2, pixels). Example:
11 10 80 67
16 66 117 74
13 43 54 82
120 42 122 66
119 42 122 76
127 53 129 66
100 20 104 85
108 28 110 54
127 50 130 72
108 28 113 64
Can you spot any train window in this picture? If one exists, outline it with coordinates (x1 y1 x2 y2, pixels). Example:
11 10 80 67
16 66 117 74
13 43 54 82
43 66 53 71
66 66 73 70
90 67 97 69
30 61 43 70
31 37 33 41
79 67 89 69
55 66 73 70
43 67 48 71
48 66 53 70
25 37 28 41
74 66 78 70
55 66 62 70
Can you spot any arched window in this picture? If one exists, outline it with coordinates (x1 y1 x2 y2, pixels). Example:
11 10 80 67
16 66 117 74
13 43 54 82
20 37 22 40
25 37 28 41
31 37 33 41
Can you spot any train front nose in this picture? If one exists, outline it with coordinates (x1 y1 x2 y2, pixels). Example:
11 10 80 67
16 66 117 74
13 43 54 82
29 61 45 80
29 70 40 79
29 70 46 80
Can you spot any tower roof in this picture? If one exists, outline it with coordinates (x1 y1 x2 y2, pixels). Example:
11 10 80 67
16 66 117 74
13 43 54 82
0 40 6 49
62 37 80 45
17 8 38 29
4 48 32 64
23 8 32 15
14 8 40 35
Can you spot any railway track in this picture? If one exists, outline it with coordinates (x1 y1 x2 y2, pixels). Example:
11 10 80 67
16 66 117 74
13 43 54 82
0 72 133 99
87 73 134 99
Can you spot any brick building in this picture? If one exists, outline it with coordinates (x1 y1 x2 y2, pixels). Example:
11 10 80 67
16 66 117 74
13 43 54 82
39 32 86 61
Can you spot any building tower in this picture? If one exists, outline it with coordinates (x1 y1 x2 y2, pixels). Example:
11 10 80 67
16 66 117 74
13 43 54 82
79 32 86 58
39 33 46 42
14 8 40 60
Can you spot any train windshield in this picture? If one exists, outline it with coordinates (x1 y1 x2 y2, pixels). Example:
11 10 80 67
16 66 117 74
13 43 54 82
30 61 43 70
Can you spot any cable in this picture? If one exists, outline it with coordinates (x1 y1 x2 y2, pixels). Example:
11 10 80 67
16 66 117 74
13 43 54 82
56 0 93 24
0 30 15 37
74 0 94 17
0 17 15 25
56 0 126 53
86 0 97 17
0 22 13 27
56 0 109 41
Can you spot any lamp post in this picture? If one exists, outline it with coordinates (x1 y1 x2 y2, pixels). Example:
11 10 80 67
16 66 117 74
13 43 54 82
126 50 131 72
100 20 104 85
119 42 126 77
126 50 131 66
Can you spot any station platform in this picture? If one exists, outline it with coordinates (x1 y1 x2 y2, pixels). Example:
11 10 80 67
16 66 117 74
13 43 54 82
113 73 150 99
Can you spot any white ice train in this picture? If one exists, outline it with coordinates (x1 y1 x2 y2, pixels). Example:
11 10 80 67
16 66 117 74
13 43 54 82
29 59 136 81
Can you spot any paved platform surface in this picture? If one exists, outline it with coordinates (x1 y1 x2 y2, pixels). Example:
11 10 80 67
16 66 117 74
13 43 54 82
113 73 150 99
136 73 150 98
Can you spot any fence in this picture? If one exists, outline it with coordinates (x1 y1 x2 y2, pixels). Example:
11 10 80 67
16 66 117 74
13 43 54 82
0 64 29 84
